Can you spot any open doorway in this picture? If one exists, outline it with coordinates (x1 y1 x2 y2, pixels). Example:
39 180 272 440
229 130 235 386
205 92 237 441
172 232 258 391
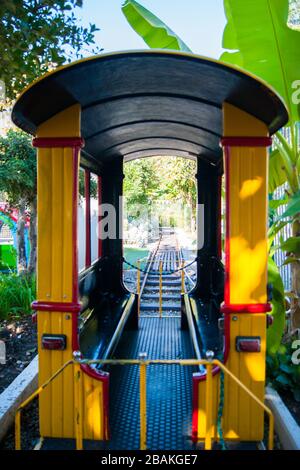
123 155 197 295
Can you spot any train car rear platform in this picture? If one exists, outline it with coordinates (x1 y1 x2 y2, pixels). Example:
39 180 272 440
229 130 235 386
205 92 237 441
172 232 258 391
38 315 259 450
38 314 197 450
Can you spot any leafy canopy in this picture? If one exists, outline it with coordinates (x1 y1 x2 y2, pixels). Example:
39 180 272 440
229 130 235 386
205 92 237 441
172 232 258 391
0 0 101 101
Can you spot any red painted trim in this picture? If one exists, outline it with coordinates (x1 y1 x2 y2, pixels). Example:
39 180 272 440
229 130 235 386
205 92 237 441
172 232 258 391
223 312 231 363
32 137 84 148
221 303 272 314
221 136 272 147
217 175 222 258
192 312 231 441
80 365 110 440
72 146 80 351
31 301 81 313
192 373 200 442
85 170 91 268
97 175 102 258
224 146 230 305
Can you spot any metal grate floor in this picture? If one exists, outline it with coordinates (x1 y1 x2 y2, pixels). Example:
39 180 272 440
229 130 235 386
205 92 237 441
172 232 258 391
105 317 199 450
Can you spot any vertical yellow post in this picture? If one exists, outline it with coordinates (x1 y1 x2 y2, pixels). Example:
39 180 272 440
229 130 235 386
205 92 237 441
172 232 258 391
268 414 274 450
221 102 270 441
34 104 82 439
159 261 163 318
74 362 83 450
205 363 213 450
181 260 185 294
139 354 147 450
15 410 21 450
137 259 141 316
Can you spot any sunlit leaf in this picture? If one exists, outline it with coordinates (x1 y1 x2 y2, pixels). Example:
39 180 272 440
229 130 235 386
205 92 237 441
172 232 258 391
122 0 191 52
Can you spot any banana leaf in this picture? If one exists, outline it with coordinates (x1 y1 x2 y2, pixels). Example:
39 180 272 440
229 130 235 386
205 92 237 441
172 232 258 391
221 0 300 123
267 256 286 355
269 148 288 193
280 190 300 218
122 0 192 52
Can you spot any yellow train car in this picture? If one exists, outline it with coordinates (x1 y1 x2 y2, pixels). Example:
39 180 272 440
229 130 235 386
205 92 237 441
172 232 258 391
12 51 288 450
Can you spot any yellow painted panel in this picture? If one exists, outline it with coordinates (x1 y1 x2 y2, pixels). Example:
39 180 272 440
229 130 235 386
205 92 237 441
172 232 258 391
37 104 81 137
223 103 268 137
82 373 105 440
63 315 75 437
62 148 75 303
223 314 266 441
228 147 268 304
197 374 220 440
36 105 80 438
37 148 52 300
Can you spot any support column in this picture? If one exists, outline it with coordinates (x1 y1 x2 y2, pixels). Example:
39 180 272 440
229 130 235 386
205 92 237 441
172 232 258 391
97 175 102 258
221 102 271 440
193 158 221 299
100 157 126 296
85 169 91 268
32 104 83 438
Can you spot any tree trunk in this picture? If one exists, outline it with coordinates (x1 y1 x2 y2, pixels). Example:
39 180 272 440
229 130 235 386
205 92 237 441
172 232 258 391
17 200 27 273
290 218 300 331
28 198 37 275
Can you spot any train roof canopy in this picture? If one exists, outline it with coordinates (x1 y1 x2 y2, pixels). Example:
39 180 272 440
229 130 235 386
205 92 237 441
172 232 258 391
12 50 289 170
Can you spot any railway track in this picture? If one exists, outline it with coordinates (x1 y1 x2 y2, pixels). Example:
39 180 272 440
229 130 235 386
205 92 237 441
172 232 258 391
139 231 183 315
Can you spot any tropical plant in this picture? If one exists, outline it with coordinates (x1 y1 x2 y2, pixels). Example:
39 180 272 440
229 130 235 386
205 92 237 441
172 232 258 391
266 336 300 402
122 0 191 52
220 0 300 331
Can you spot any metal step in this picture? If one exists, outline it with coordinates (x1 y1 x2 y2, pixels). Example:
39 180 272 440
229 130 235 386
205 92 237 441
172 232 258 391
147 275 180 281
143 286 181 293
141 293 180 301
146 280 181 286
140 302 181 311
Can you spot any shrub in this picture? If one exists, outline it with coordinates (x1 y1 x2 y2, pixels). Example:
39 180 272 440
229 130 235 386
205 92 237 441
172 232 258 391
0 273 36 319
267 337 300 402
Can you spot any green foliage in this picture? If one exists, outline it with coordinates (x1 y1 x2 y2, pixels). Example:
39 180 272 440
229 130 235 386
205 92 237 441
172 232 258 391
124 157 196 214
269 148 288 194
267 257 286 355
0 0 101 101
0 129 36 207
124 158 160 207
221 0 300 124
280 190 300 218
155 157 196 205
78 170 98 200
0 272 36 319
279 236 300 253
122 0 191 52
220 0 300 332
267 338 300 402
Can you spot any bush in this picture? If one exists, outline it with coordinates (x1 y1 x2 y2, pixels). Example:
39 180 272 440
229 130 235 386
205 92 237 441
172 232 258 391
267 337 300 402
0 273 36 319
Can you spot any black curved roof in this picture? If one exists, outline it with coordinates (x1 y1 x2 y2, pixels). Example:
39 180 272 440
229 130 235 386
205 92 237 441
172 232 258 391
12 50 288 171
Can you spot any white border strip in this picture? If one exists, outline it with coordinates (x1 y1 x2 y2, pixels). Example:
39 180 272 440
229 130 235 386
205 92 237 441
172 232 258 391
266 385 300 450
0 355 38 442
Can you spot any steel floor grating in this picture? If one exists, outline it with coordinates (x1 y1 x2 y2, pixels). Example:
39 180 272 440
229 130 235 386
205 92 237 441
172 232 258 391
104 316 199 450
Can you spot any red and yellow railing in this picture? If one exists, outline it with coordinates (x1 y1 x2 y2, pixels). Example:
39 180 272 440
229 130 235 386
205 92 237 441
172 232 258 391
15 356 274 451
